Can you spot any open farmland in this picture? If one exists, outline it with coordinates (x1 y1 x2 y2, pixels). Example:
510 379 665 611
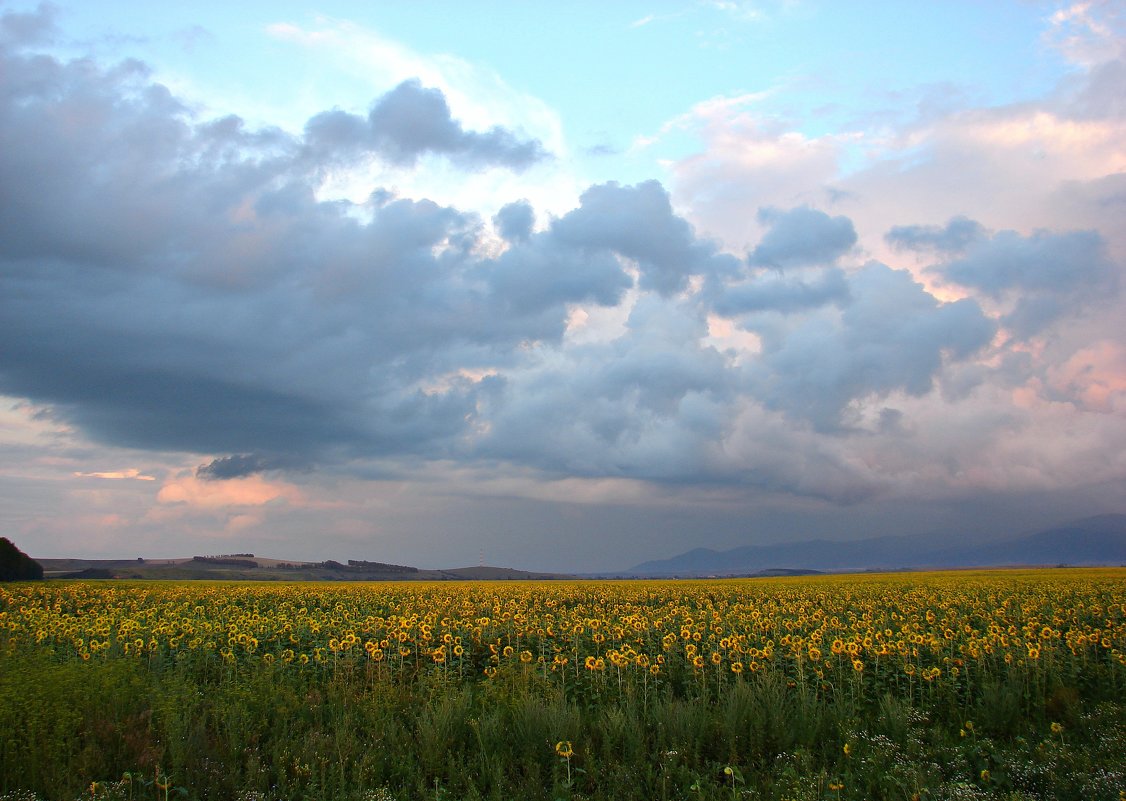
1 570 1124 800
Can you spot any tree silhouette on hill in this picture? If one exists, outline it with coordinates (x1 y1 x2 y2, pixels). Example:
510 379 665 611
0 537 43 581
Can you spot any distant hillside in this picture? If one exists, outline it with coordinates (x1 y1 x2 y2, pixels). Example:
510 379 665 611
626 514 1126 577
35 555 574 582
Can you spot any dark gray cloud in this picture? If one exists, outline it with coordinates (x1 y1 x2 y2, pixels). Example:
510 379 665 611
885 216 986 254
0 34 734 474
198 455 286 479
304 79 548 171
748 206 857 269
196 453 303 480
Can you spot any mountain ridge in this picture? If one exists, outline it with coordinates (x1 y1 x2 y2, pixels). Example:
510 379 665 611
625 513 1126 577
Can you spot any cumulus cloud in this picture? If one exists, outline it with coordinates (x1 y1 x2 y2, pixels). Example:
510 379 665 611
937 228 1115 296
711 268 850 316
304 79 549 170
476 293 735 481
493 200 535 243
748 206 857 269
926 226 1118 338
885 216 986 255
550 180 739 295
741 262 995 429
0 31 736 478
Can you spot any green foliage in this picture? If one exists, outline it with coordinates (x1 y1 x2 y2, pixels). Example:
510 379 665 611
0 649 1123 801
0 537 42 582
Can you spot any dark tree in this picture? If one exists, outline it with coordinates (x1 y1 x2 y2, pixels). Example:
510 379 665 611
0 537 43 581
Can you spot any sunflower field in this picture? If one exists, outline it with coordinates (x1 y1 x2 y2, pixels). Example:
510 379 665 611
1 569 1124 800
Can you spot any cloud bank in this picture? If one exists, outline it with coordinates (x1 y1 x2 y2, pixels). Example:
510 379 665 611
1 3 1124 568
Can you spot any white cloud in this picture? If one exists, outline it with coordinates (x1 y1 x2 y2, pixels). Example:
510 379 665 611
73 469 156 481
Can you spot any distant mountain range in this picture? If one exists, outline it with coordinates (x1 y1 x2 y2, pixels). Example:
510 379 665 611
34 555 574 582
623 514 1126 577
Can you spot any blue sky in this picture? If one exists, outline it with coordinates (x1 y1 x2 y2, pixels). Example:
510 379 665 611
1 1 1124 571
32 2 1073 179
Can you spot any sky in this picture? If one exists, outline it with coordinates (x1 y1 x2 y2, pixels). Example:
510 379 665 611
1 1 1124 573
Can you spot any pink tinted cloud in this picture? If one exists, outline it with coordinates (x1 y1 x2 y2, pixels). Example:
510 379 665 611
73 469 156 481
157 473 304 509
1046 341 1126 412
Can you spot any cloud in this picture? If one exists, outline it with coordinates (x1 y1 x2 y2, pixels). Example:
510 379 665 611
671 123 842 251
196 454 301 481
0 2 55 46
1043 1 1125 66
742 262 995 429
711 268 850 316
550 180 739 295
885 216 986 255
930 227 1118 338
304 79 549 171
157 473 303 509
936 228 1114 296
748 206 857 269
0 34 738 476
266 16 567 156
1 7 1124 537
476 293 735 481
73 469 156 481
493 200 535 243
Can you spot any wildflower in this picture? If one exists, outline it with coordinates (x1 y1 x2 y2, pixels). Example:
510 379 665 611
555 741 573 758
